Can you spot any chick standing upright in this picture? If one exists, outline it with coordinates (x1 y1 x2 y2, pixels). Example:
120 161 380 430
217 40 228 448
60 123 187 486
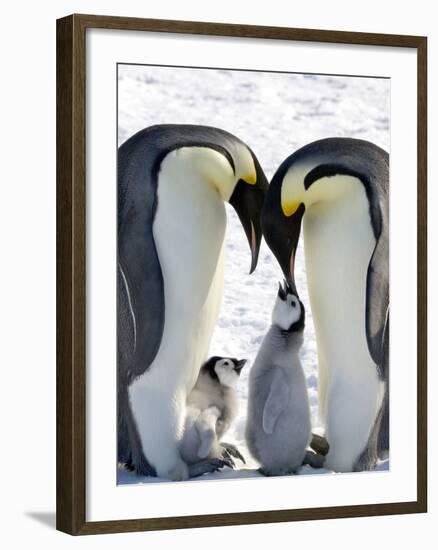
246 281 311 475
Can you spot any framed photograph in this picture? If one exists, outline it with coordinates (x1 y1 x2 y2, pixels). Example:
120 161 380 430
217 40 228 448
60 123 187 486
56 14 427 535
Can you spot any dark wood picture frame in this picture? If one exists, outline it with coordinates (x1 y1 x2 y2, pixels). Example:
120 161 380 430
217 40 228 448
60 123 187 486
56 13 428 535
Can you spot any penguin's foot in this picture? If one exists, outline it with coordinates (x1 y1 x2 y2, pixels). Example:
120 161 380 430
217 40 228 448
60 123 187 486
124 458 135 472
123 456 156 477
258 466 290 477
379 448 389 461
221 451 235 468
302 450 325 469
310 433 330 456
258 464 301 476
158 459 189 482
220 442 246 464
188 457 233 478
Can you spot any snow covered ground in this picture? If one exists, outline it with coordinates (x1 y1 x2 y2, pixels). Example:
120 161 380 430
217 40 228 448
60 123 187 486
117 64 390 484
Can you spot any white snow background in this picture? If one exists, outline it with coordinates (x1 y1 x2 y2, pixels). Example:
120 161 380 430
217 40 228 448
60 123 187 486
117 65 390 484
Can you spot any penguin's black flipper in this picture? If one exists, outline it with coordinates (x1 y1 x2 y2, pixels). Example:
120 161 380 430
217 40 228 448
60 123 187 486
377 312 389 456
118 132 166 380
366 232 389 375
364 146 389 376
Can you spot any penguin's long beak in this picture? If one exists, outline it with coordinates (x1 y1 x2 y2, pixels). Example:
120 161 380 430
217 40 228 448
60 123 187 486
262 192 305 294
229 164 268 274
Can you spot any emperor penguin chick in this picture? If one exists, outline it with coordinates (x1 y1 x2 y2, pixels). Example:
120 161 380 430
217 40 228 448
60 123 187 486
245 282 311 476
180 357 247 466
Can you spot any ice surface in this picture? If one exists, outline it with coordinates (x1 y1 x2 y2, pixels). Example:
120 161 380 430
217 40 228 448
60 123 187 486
117 65 390 483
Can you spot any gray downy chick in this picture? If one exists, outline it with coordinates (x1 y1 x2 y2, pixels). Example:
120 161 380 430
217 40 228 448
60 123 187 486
245 281 312 475
180 357 247 466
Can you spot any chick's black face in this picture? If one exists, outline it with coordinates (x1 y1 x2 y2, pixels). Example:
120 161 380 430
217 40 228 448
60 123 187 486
277 279 306 333
286 298 305 333
201 356 247 383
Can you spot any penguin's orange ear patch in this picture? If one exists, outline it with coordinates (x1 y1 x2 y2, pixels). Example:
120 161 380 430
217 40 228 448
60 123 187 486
242 171 257 185
282 199 302 217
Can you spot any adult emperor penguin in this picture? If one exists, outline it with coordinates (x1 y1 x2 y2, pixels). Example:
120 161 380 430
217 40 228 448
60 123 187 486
261 138 389 472
118 124 268 481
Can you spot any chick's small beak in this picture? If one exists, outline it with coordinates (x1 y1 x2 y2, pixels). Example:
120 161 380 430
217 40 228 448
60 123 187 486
234 359 247 373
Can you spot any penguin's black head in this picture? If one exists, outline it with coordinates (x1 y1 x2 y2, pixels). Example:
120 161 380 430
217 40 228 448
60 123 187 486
273 280 305 333
262 138 388 294
261 159 305 295
229 152 269 274
202 356 247 387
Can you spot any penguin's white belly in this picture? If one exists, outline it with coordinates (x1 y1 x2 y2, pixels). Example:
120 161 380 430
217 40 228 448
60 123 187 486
128 154 226 476
303 176 383 471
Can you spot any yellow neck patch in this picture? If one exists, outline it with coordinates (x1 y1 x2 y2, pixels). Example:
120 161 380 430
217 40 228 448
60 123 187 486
281 199 302 217
242 171 257 185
